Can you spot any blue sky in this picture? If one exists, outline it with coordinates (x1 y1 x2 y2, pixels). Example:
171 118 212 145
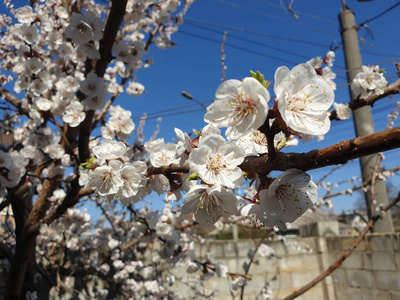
2 0 400 214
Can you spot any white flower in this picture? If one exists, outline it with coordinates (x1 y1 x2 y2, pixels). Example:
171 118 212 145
63 101 86 127
236 128 284 156
47 144 65 160
189 134 245 188
333 102 351 120
92 140 127 160
230 277 246 291
149 141 183 167
324 51 335 67
15 24 38 44
274 63 335 135
204 77 270 140
201 124 221 139
65 11 104 45
175 127 192 152
181 184 238 227
258 244 275 258
240 169 317 229
88 160 123 196
126 81 145 96
107 107 135 140
307 56 323 69
321 66 336 90
80 73 107 109
351 65 387 99
116 162 147 199
15 6 35 23
80 73 105 96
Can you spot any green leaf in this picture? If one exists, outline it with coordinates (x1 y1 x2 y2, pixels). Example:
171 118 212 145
187 172 200 181
250 70 270 88
81 157 97 170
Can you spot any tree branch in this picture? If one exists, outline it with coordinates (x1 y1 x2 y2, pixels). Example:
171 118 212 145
78 0 129 163
330 79 400 120
0 86 30 115
147 126 400 176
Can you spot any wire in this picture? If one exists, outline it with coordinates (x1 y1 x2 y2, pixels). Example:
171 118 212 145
335 59 400 75
359 1 400 27
361 49 400 58
132 107 205 122
178 30 299 65
185 18 331 49
131 99 212 120
185 22 311 60
212 0 339 36
253 0 337 24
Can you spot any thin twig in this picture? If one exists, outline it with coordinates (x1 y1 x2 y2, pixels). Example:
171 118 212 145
220 31 228 82
240 229 272 300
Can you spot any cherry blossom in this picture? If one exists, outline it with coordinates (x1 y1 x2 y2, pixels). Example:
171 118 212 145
189 134 245 188
351 65 388 99
274 63 335 135
333 102 352 120
63 101 86 127
204 77 270 140
240 169 317 229
181 184 238 226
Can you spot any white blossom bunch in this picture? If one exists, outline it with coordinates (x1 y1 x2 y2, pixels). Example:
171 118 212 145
351 65 388 99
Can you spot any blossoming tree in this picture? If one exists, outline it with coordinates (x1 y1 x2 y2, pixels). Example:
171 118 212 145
0 0 399 299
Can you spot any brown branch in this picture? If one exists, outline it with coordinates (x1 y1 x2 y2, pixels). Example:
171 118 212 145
92 75 131 128
330 79 400 120
120 238 140 252
78 0 129 163
145 24 160 51
0 242 14 262
283 192 400 300
146 164 190 177
0 86 30 115
241 126 400 175
147 126 400 176
30 179 93 233
0 198 10 212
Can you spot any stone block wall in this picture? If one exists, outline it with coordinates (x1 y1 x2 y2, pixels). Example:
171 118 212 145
327 233 400 300
172 229 400 299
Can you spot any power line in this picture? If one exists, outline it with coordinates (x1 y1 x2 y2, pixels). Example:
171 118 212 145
361 49 400 58
253 0 337 24
131 99 212 120
133 107 205 122
358 1 400 27
185 22 311 60
213 0 339 36
335 59 400 75
185 18 331 49
178 30 299 65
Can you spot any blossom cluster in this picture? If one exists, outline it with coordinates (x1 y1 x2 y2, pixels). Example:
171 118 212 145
83 59 336 229
351 65 388 99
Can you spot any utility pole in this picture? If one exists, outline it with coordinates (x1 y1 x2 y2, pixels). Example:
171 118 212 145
339 2 393 232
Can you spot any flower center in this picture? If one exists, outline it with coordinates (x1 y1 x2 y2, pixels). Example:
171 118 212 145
194 192 227 217
230 93 257 118
285 92 310 112
250 130 267 146
206 154 225 175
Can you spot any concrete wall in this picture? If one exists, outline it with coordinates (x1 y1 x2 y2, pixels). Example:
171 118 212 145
327 233 400 300
173 227 400 299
